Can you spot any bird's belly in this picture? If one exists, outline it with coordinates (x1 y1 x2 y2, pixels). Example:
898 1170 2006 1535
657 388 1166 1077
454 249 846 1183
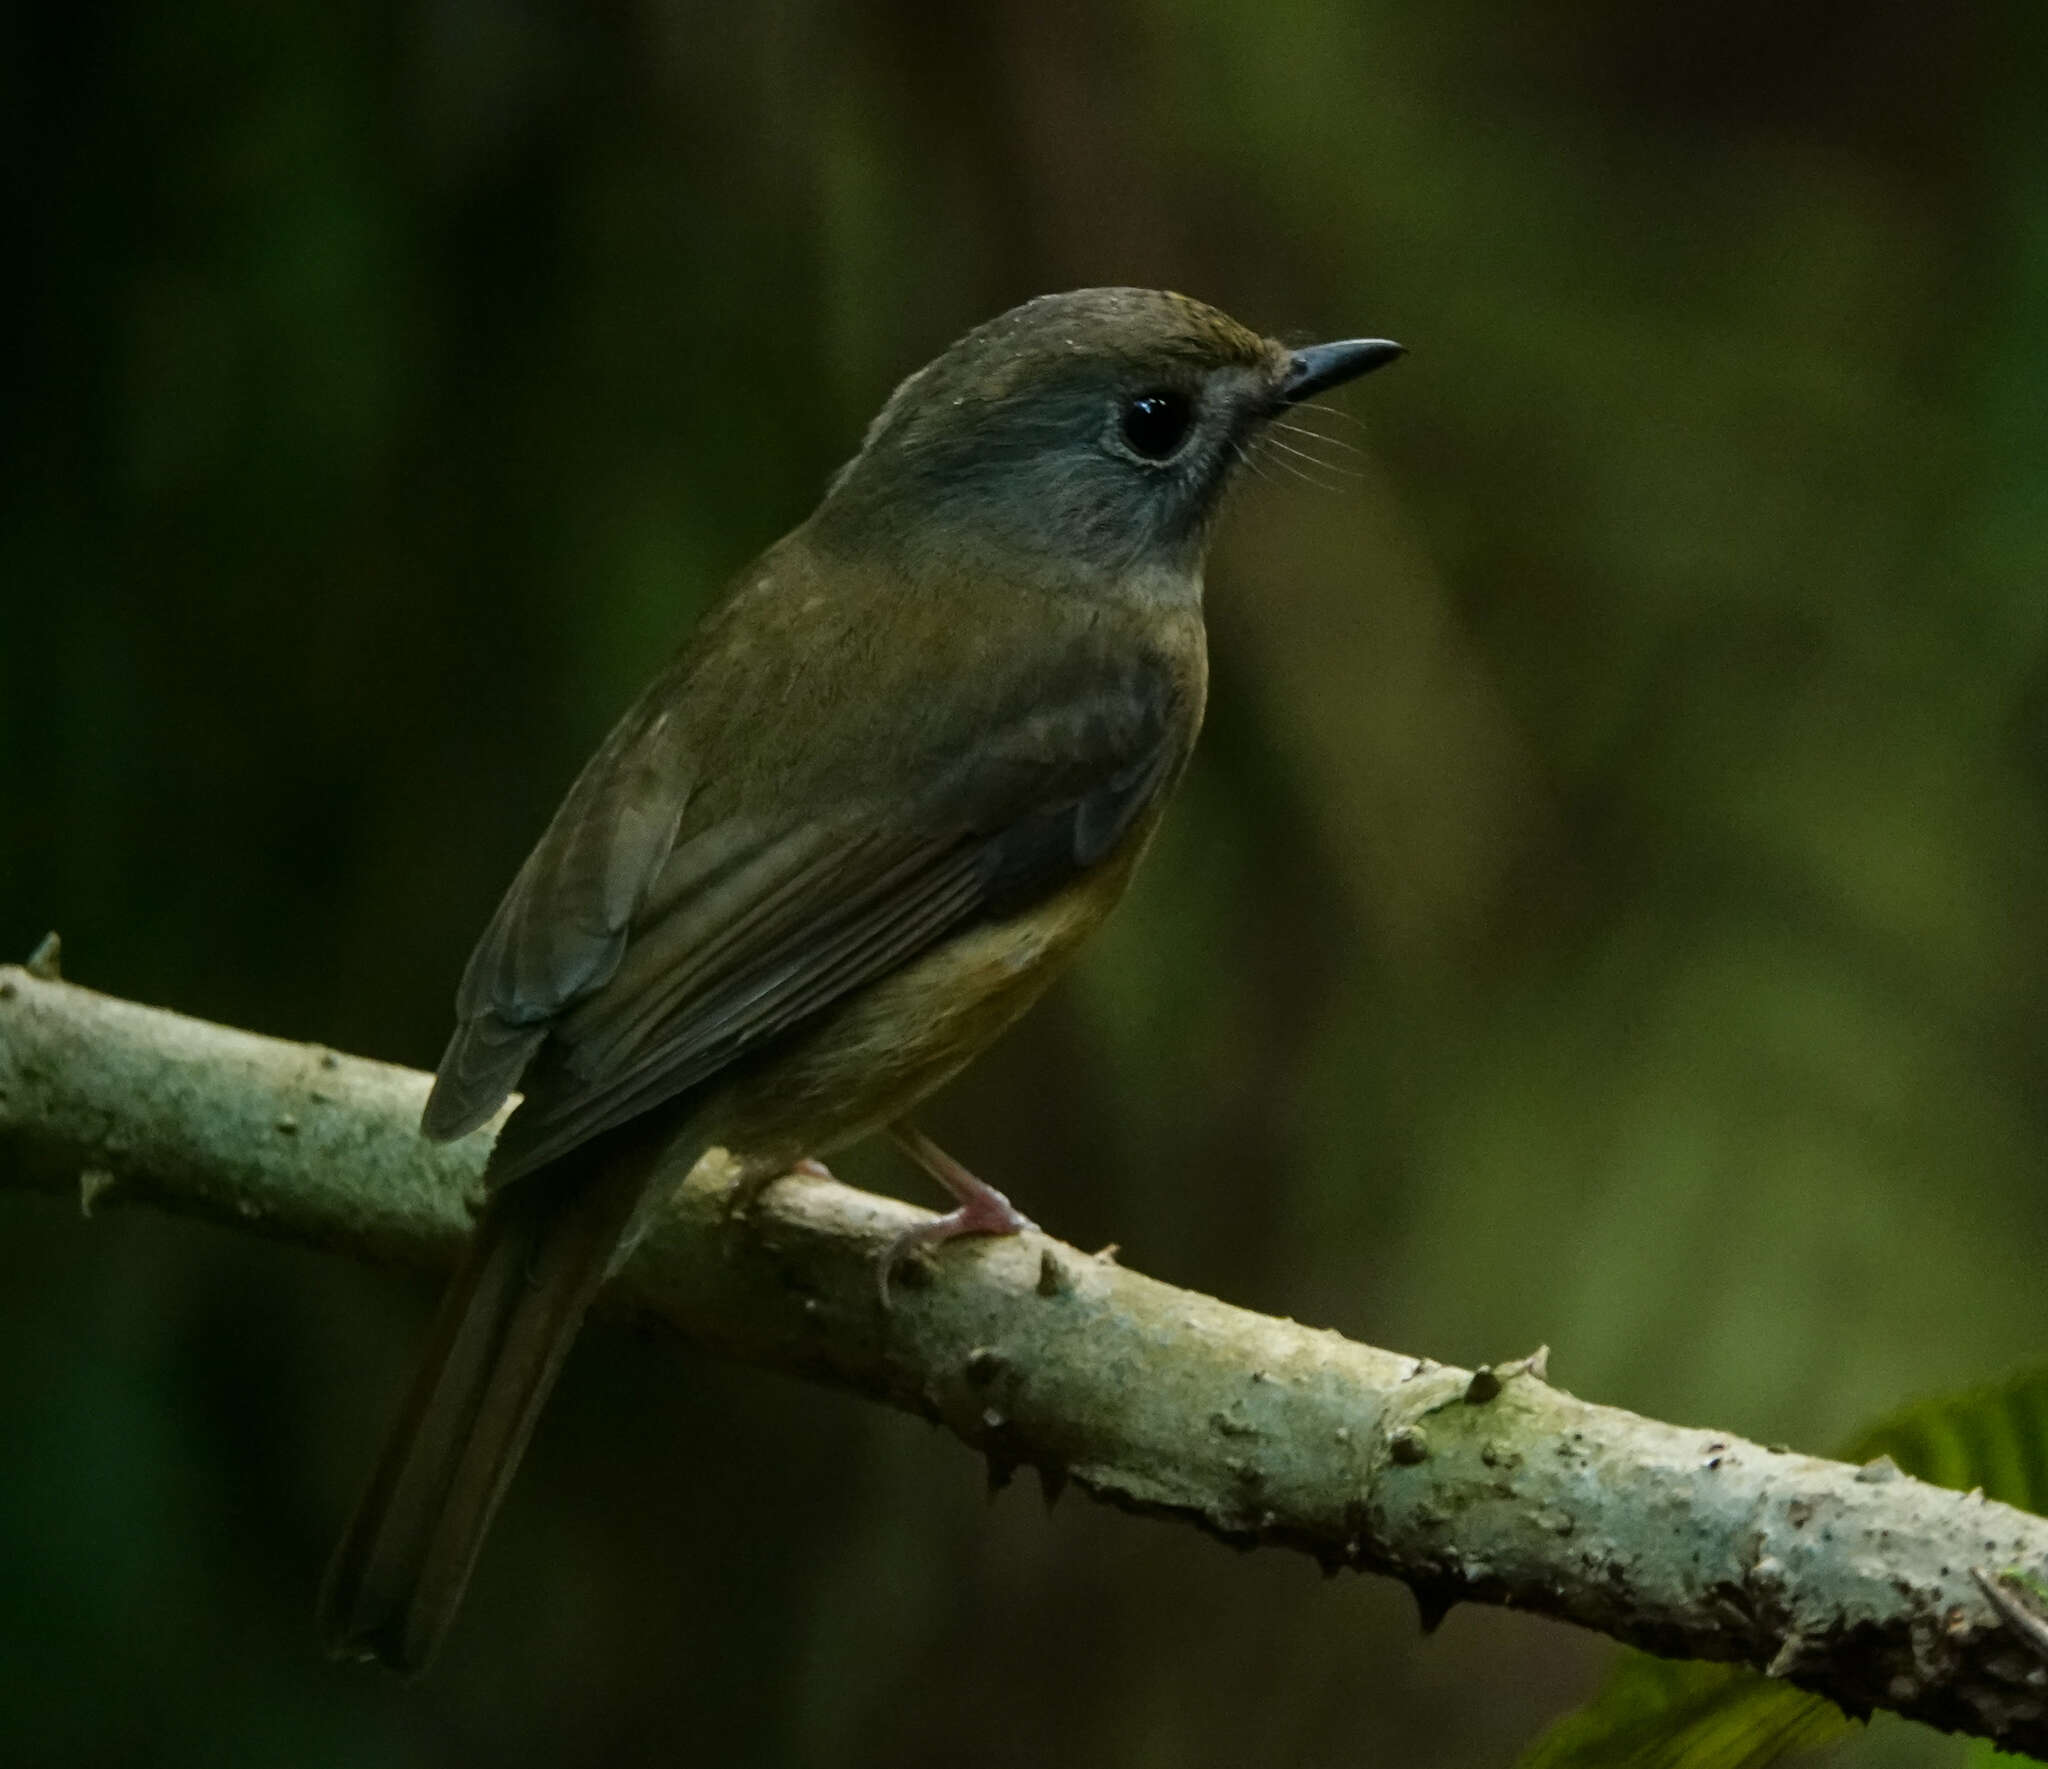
708 861 1130 1166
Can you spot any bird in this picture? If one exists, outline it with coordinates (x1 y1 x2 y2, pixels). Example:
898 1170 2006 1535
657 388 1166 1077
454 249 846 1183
319 286 1402 1673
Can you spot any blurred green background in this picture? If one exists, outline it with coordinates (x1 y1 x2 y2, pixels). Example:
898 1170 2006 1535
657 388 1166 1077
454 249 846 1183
5 1 2046 1764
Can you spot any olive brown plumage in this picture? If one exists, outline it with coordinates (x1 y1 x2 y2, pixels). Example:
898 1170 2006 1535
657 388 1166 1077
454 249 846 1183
319 288 1402 1672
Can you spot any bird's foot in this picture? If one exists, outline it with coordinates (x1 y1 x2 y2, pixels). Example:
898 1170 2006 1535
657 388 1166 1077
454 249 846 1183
724 1155 835 1222
878 1123 1035 1307
877 1186 1035 1308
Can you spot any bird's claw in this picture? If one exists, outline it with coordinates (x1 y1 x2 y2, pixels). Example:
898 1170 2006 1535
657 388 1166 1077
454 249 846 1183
875 1189 1036 1309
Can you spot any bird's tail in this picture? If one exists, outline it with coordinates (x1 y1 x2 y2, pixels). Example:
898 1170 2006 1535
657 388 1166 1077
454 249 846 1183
319 1126 662 1675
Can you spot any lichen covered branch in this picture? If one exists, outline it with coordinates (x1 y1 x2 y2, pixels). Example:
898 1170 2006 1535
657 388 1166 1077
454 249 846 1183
5 963 2048 1751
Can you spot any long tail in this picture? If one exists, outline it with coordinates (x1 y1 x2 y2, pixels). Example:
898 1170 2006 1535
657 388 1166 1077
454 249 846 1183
319 1127 664 1674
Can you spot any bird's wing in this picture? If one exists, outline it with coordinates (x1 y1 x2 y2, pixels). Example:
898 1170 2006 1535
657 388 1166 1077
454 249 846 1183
423 647 1187 1187
420 680 698 1143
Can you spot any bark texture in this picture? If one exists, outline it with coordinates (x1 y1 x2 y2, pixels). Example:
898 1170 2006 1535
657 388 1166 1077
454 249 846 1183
5 961 2048 1751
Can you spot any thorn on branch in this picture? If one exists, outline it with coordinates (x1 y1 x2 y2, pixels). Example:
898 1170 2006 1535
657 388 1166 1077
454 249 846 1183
1036 1249 1067 1296
1974 1568 2048 1666
1411 1579 1458 1634
1466 1347 1552 1404
1388 1426 1429 1465
25 931 62 980
1766 1632 1810 1678
78 1167 116 1216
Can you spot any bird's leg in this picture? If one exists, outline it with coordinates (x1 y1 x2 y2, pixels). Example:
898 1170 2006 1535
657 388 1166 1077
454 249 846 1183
878 1122 1036 1305
723 1155 836 1222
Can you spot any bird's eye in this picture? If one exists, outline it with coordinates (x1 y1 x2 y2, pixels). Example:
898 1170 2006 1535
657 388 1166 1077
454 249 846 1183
1117 389 1194 461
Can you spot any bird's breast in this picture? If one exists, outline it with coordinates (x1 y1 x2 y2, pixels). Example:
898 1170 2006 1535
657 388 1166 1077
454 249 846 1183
708 823 1157 1167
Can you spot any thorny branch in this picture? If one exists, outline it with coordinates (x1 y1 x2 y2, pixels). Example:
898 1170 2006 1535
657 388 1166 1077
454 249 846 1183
6 959 2048 1751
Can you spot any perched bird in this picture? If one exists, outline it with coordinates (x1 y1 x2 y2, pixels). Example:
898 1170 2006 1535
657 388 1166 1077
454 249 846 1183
320 287 1401 1673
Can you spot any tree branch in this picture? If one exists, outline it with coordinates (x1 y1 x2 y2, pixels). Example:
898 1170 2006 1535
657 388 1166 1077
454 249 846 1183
5 960 2047 1751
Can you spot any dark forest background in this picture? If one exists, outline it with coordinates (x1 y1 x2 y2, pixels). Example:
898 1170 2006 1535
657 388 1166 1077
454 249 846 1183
5 3 2046 1764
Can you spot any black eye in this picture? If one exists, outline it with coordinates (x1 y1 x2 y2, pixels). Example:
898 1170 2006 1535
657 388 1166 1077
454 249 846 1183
1118 389 1193 460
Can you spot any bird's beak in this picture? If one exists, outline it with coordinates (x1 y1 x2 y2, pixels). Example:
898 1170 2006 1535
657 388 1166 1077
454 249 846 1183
1279 338 1405 404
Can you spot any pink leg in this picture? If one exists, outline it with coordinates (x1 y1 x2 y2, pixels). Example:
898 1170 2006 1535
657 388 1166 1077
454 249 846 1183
879 1122 1035 1305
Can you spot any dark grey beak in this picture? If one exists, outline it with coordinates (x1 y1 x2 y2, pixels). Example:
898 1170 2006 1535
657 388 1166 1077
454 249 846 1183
1280 338 1405 404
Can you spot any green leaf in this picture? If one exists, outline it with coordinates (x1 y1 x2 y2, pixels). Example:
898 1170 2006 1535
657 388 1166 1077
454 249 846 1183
1845 1368 2048 1513
1515 1364 2048 1769
1966 1745 2039 1769
1515 1658 1848 1769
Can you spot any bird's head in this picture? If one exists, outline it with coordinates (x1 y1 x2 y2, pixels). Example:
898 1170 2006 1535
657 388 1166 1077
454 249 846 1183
816 287 1401 590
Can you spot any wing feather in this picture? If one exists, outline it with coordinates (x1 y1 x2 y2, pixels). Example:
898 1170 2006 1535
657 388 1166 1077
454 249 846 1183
421 692 693 1139
425 638 1188 1180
